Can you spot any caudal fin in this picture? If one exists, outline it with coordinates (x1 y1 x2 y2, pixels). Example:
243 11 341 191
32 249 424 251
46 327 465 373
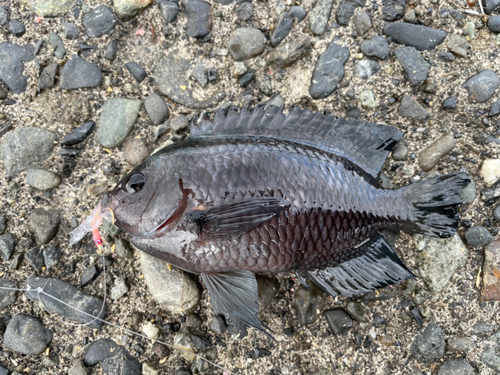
403 172 471 238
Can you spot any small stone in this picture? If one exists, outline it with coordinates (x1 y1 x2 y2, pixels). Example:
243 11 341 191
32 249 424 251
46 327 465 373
68 361 88 375
4 314 52 355
447 34 469 58
264 94 285 109
395 47 430 86
233 62 247 76
481 159 500 186
96 97 142 148
26 169 61 191
122 138 150 166
419 133 456 172
360 36 390 60
0 42 35 94
63 22 78 39
324 309 353 335
465 226 493 247
83 5 116 38
398 94 430 121
360 89 376 109
0 233 15 261
0 279 17 308
438 359 474 375
355 59 379 79
184 0 211 38
153 342 170 359
414 233 468 293
22 0 74 17
346 301 366 322
0 215 6 234
159 1 178 22
25 247 45 272
404 8 416 23
258 73 272 96
271 12 293 47
114 238 134 258
81 265 99 287
142 321 160 339
170 115 189 132
294 284 326 326
38 62 59 90
0 7 7 26
84 338 141 373
192 59 208 87
228 28 266 62
488 16 500 33
442 96 457 110
143 362 160 375
257 276 280 311
289 6 306 21
354 11 371 36
447 336 475 353
114 0 153 20
104 40 118 61
482 241 500 301
62 121 96 146
410 323 445 363
49 33 66 59
382 0 405 21
336 0 366 26
141 252 200 313
144 94 169 125
462 70 500 103
464 22 475 39
185 313 202 328
8 20 25 37
110 277 128 300
438 51 455 62
210 315 227 334
489 98 500 117
383 23 447 51
392 139 407 161
459 180 476 204
267 38 312 69
191 334 212 351
126 62 147 83
310 0 335 35
29 208 61 245
494 205 500 220
60 55 102 90
238 69 255 87
485 0 500 14
42 246 62 269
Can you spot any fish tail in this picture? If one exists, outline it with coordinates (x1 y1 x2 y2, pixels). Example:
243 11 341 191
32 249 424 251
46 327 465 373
402 172 471 238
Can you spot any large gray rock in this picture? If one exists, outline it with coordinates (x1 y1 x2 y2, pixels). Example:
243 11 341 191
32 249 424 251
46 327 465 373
462 70 500 103
394 47 430 86
227 28 266 62
384 23 447 51
336 0 366 26
398 94 429 121
4 314 53 355
410 323 446 363
96 97 142 148
413 233 468 293
0 127 57 177
0 42 35 94
83 5 116 37
309 0 335 35
21 0 74 16
140 252 200 313
60 55 102 90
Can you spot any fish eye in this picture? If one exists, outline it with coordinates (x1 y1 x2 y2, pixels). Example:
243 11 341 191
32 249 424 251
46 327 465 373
126 174 146 193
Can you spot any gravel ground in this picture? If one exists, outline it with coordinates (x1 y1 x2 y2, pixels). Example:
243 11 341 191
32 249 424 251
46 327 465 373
1 0 500 374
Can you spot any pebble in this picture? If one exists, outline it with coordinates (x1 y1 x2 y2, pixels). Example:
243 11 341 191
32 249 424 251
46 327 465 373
28 208 61 244
481 159 500 186
257 276 280 311
0 42 35 94
346 301 366 322
464 226 493 247
289 6 306 21
96 97 141 148
398 94 430 121
355 59 379 79
69 362 88 375
0 233 15 260
480 331 500 372
114 0 153 20
438 51 455 62
384 23 447 51
60 55 102 90
490 98 500 117
210 315 227 334
154 52 225 108
228 28 266 61
159 0 178 22
84 338 142 374
26 169 61 191
264 94 285 109
107 276 127 300
442 96 457 110
382 0 405 20
125 62 147 82
236 2 253 21
8 20 25 37
447 34 469 58
494 205 500 220
122 138 150 166
25 247 44 272
4 314 53 355
404 8 416 23
141 252 200 313
63 22 78 39
0 279 17 308
410 323 445 363
392 139 408 160
26 276 106 329
438 359 474 375
482 241 500 301
271 12 292 47
459 180 476 204
185 313 202 328
43 246 62 269
0 215 6 234
309 0 335 35
360 89 376 109
153 342 170 359
239 69 255 87
1 128 57 178
258 73 272 96
354 11 371 36
104 40 118 61
170 115 189 132
394 47 430 86
267 38 312 69
192 59 208 87
463 70 500 103
360 36 390 60
0 7 7 26
23 0 73 16
191 334 212 351
336 0 365 26
62 121 95 146
324 309 353 335
473 322 495 335
488 16 500 33
485 0 500 13
81 265 99 287
447 336 475 353
174 329 198 361
294 284 326 326
413 233 468 293
184 0 211 38
310 37 350 99
419 133 456 171
144 94 169 125
83 5 116 38
49 33 66 59
38 62 59 90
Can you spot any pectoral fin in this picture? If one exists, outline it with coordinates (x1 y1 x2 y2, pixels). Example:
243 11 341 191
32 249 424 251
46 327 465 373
308 233 415 298
201 271 275 340
188 197 290 238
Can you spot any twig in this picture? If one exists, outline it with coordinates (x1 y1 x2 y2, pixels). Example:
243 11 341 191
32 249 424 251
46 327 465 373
478 0 485 15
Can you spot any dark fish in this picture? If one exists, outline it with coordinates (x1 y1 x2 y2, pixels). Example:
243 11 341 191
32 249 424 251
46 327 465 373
82 106 470 336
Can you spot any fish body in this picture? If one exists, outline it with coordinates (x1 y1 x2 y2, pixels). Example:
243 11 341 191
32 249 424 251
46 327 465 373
89 106 469 335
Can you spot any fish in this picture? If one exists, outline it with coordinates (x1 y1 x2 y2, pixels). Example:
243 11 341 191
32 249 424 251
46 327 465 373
70 105 470 337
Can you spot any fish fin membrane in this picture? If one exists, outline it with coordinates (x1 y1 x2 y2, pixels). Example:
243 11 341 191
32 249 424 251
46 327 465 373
201 271 276 340
191 106 403 179
187 197 290 237
308 233 414 298
403 172 471 238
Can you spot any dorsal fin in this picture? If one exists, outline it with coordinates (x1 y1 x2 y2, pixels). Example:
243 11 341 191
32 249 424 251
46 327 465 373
190 106 403 179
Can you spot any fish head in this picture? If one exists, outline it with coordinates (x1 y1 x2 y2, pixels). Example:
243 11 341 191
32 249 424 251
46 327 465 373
101 160 185 238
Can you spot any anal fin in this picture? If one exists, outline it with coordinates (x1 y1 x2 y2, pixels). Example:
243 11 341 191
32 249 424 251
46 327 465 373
201 271 275 340
308 233 414 298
